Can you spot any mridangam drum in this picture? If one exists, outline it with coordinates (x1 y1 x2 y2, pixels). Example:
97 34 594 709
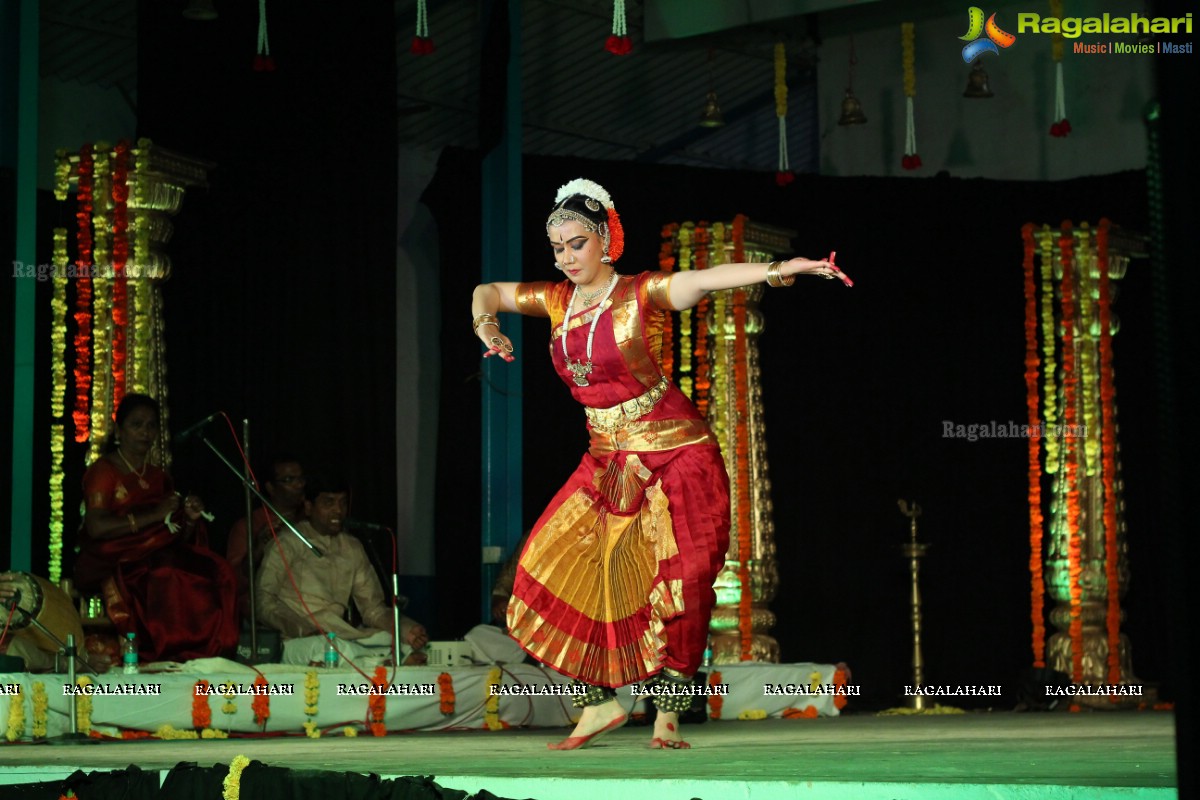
0 571 86 655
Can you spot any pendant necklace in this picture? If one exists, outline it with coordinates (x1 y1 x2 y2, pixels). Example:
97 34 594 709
562 270 619 387
118 448 151 489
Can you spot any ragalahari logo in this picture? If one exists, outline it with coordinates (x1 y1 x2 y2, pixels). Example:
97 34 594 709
960 7 1017 62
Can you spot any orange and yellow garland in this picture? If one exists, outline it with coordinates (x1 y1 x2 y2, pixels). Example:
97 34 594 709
437 672 455 715
734 291 753 661
73 144 94 443
1058 223 1084 686
1096 219 1122 692
368 666 388 737
1038 227 1060 472
251 674 270 728
706 671 723 720
1022 224 1046 667
193 679 213 729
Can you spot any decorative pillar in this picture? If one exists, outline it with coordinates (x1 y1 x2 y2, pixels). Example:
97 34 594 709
660 217 793 663
49 139 210 580
1027 220 1147 705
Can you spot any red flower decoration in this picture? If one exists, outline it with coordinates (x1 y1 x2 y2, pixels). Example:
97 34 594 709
605 35 632 55
901 154 923 170
606 207 625 262
1050 119 1071 137
253 54 276 72
411 36 436 55
774 170 795 187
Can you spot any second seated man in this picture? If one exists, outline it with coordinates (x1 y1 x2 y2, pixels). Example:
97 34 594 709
256 474 428 665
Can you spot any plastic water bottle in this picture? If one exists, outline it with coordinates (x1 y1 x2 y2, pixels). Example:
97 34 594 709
122 632 139 674
323 632 339 669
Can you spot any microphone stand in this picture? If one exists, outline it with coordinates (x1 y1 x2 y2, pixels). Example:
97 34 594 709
192 428 323 559
242 419 257 662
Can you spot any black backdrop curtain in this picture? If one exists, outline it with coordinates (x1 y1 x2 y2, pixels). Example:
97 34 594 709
129 0 399 559
428 153 1164 710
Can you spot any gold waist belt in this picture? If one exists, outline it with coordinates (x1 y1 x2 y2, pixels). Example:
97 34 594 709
585 376 671 434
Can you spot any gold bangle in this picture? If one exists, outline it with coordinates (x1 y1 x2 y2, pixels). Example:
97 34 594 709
127 513 138 533
472 313 500 334
765 261 795 288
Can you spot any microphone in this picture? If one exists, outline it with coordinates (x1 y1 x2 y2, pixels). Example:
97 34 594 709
176 412 222 442
344 518 391 532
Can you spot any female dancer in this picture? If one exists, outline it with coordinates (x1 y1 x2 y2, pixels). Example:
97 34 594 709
471 178 849 749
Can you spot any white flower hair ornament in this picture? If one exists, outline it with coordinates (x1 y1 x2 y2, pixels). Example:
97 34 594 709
549 178 626 263
555 178 614 210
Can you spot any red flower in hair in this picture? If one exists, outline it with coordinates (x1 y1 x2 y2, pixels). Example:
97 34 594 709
606 207 625 262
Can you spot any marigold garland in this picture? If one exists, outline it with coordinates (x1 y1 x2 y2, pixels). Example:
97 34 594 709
1075 225 1100 477
251 674 270 728
343 726 358 737
1096 219 1122 692
49 228 70 584
303 670 320 738
54 148 71 200
734 293 753 661
73 144 95 443
901 23 922 169
75 677 92 734
832 665 849 711
1022 224 1046 668
1038 227 1060 473
707 671 723 719
484 666 503 730
157 723 201 740
782 706 818 719
368 666 389 737
223 755 252 800
87 145 114 465
677 224 696 398
659 224 678 379
193 680 213 729
5 685 23 742
774 42 793 185
110 139 131 411
437 672 455 715
31 682 48 739
1059 222 1084 684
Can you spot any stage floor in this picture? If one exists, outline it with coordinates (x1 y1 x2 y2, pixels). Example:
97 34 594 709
0 710 1177 800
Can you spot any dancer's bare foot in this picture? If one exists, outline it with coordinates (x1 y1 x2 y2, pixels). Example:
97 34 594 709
649 710 690 749
547 701 628 750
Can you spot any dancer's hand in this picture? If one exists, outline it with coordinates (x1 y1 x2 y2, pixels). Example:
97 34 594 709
782 251 853 287
480 330 516 363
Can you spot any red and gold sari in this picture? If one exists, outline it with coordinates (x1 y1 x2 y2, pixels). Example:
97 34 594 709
508 272 730 688
75 459 239 662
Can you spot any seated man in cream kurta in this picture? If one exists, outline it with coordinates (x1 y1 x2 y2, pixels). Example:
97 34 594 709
256 475 427 665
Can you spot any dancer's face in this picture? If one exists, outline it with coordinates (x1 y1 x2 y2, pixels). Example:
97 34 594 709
549 220 608 293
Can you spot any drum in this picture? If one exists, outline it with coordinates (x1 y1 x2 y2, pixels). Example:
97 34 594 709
0 571 86 655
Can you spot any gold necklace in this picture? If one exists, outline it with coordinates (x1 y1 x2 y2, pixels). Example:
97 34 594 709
117 448 150 489
577 270 615 305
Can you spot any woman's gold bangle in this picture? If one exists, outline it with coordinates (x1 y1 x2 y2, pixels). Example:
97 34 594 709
765 261 795 288
472 313 500 334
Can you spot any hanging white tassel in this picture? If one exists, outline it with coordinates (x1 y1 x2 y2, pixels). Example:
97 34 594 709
254 0 274 71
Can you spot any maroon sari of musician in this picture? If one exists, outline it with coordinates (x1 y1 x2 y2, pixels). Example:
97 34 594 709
75 458 239 662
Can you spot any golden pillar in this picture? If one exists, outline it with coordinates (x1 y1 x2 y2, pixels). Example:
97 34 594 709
705 221 794 664
1035 223 1147 705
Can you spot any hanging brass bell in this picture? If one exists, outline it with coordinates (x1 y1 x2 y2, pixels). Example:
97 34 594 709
837 90 867 126
963 62 993 98
698 90 725 128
